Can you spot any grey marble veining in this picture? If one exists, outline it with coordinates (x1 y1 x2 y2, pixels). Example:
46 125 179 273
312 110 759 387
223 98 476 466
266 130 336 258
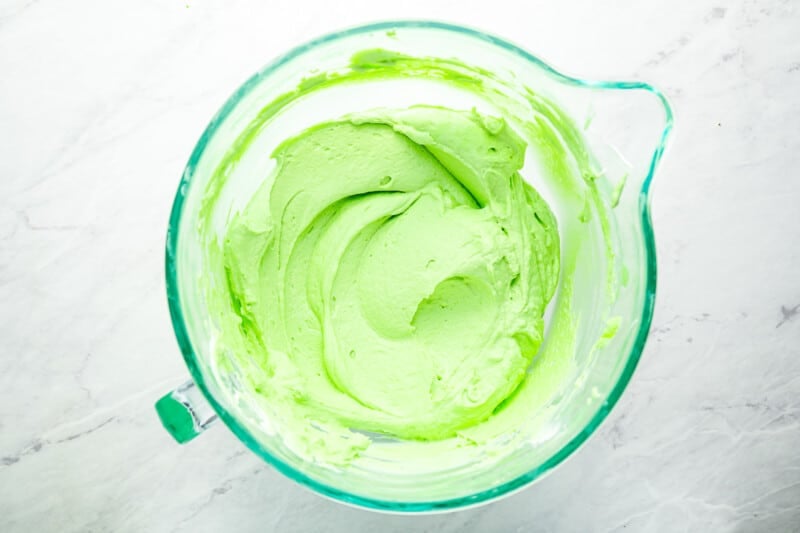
1 0 798 531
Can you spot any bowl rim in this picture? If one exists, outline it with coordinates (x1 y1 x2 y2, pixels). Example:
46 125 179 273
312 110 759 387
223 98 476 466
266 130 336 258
164 19 673 512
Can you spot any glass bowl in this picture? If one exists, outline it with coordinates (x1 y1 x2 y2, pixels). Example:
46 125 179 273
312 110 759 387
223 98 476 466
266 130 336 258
156 20 672 512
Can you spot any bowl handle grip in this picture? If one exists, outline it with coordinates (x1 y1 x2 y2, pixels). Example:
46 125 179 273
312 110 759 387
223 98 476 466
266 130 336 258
155 380 218 444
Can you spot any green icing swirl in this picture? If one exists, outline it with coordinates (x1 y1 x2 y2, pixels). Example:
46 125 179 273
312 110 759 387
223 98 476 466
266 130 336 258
222 106 559 440
197 49 620 464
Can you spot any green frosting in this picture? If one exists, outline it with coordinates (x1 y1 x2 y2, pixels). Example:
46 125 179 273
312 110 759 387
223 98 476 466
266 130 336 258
222 106 559 440
198 48 623 465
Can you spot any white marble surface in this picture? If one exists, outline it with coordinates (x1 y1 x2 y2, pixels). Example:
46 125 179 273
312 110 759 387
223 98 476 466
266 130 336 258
1 0 799 531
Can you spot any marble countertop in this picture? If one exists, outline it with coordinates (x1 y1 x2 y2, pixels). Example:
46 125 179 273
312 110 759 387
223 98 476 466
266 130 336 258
1 0 798 531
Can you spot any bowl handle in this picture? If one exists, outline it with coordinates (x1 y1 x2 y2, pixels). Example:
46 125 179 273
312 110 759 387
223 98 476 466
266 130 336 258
155 380 218 444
